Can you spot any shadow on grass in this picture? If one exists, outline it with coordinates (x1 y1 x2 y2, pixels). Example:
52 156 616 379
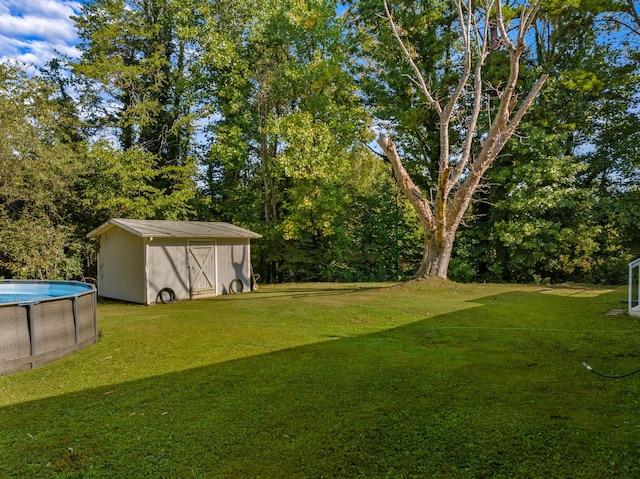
226 283 390 300
2 288 639 478
97 284 390 305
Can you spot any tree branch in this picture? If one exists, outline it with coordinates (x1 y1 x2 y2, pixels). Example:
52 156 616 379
383 0 442 115
499 73 549 148
377 133 435 231
447 1 548 233
450 0 493 188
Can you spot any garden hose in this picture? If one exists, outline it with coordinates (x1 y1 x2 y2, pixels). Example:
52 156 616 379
582 362 640 379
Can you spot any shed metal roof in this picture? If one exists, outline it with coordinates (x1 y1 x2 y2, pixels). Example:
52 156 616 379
87 219 262 239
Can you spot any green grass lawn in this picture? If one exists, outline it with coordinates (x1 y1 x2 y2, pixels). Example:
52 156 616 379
1 281 639 478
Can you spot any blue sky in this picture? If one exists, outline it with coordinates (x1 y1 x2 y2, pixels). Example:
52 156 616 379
0 0 82 67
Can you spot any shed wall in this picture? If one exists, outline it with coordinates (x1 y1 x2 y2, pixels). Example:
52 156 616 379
216 240 252 294
145 239 190 304
97 227 146 303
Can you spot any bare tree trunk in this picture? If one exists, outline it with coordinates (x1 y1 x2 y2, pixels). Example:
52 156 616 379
414 234 455 279
380 0 548 280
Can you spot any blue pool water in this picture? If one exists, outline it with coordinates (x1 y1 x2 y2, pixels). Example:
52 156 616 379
0 281 94 304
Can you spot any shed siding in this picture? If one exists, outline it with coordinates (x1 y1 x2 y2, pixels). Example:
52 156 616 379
98 227 145 303
145 239 190 304
216 239 252 294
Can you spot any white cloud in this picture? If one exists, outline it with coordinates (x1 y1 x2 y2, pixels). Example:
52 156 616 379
0 0 82 67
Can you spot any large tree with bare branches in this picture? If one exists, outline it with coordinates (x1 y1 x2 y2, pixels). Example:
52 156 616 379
367 0 548 279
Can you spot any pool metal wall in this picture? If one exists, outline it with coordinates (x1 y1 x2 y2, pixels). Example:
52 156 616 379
0 282 97 375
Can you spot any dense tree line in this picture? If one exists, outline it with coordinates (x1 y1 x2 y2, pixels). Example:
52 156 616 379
1 0 638 285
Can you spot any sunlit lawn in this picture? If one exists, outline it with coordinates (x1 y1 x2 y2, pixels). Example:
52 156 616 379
1 281 638 478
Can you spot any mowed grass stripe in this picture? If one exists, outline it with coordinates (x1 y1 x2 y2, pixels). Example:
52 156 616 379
1 281 638 478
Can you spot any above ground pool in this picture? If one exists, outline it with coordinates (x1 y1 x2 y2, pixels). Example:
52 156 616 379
0 280 97 375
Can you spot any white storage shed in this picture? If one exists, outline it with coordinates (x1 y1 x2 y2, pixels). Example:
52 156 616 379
87 219 262 304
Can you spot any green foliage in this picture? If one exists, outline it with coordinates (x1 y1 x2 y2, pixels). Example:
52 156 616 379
333 169 425 282
73 0 198 184
81 142 197 223
451 1 640 285
0 216 83 280
2 0 640 283
0 59 197 280
0 63 86 279
197 0 388 282
347 0 451 189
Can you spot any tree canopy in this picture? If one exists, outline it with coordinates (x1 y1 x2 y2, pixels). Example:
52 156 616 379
0 0 638 284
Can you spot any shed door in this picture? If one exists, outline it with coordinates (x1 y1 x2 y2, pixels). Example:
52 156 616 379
188 242 216 298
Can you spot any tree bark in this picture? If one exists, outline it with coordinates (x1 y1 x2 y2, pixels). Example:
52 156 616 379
415 233 455 279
